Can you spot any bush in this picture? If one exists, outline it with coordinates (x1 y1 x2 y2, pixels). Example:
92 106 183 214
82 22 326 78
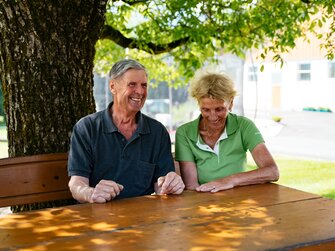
272 116 282 123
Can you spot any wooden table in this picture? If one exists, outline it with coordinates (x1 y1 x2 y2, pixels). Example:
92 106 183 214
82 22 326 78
1 183 335 251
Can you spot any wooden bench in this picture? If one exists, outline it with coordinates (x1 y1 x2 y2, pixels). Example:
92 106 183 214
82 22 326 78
0 153 72 208
0 152 181 208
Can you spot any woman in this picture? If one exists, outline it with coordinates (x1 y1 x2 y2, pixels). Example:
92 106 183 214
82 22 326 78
175 71 279 192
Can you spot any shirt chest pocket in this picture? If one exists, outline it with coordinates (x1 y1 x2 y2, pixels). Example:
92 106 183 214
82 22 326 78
134 160 156 190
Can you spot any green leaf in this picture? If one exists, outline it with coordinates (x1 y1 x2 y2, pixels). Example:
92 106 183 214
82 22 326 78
260 64 264 72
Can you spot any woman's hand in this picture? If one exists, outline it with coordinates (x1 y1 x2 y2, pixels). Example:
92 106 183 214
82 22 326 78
196 177 235 193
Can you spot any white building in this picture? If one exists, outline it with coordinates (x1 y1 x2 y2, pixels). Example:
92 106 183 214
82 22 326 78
243 37 335 114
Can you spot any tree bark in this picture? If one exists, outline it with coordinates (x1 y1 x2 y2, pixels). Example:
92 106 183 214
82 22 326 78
0 0 107 157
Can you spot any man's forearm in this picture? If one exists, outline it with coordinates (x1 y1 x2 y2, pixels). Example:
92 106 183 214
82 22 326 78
69 179 94 203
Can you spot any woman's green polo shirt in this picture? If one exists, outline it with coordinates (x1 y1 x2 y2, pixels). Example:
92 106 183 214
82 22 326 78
175 113 264 184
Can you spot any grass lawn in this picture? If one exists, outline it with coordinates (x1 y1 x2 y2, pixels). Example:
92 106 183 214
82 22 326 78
0 126 8 158
0 126 6 137
0 142 8 158
248 156 335 199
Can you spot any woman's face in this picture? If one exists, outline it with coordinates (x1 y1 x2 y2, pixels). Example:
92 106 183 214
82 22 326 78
199 97 233 130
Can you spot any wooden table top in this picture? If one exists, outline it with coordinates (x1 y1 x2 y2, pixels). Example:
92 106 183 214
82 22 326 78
1 183 335 251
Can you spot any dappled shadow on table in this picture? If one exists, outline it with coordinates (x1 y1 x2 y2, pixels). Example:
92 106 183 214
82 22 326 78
1 184 334 250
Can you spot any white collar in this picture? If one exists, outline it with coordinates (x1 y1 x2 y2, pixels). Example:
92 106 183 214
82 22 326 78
196 127 228 155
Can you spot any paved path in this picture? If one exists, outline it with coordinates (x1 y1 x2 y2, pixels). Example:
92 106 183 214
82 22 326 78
249 111 335 162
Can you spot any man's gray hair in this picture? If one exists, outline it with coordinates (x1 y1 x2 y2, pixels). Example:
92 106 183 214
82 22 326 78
109 59 147 80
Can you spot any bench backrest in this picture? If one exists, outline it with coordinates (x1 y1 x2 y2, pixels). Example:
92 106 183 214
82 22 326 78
0 153 72 208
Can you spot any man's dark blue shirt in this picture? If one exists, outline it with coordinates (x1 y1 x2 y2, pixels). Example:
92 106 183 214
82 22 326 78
68 102 174 199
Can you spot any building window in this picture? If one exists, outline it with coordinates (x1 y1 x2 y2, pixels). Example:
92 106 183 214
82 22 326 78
248 66 258 81
271 72 282 85
297 63 311 81
329 62 335 78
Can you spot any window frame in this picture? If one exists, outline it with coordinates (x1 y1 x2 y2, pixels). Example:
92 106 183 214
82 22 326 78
297 63 311 81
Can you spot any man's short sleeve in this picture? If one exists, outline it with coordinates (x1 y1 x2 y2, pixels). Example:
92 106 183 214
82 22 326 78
67 120 93 178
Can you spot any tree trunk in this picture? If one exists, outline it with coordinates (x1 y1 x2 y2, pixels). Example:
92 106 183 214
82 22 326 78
0 0 107 157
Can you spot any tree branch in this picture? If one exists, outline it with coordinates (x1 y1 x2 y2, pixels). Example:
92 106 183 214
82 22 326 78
110 0 148 6
99 25 189 54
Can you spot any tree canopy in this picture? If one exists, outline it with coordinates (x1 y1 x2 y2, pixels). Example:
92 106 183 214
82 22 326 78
95 0 335 86
0 0 334 157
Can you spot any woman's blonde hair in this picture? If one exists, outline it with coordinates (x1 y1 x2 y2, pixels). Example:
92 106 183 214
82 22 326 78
189 70 237 102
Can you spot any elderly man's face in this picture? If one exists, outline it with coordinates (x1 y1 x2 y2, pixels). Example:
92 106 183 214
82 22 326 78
110 69 148 114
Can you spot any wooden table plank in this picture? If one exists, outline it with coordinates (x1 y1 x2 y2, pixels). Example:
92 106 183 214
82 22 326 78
5 197 335 251
291 241 335 251
0 183 326 250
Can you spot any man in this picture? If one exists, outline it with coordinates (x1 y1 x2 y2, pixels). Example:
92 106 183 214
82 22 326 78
68 59 184 203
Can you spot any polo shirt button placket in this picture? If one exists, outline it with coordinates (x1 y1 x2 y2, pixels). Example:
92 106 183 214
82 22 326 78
121 148 128 159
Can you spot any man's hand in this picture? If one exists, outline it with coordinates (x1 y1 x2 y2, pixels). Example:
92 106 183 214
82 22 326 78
156 172 185 195
69 176 124 203
90 180 124 203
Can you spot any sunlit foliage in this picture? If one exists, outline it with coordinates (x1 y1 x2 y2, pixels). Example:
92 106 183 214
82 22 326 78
95 0 335 85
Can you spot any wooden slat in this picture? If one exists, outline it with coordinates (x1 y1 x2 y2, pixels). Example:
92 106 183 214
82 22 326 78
291 240 335 251
2 196 334 251
0 183 326 250
0 153 68 166
174 160 180 175
0 153 72 207
0 190 72 208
